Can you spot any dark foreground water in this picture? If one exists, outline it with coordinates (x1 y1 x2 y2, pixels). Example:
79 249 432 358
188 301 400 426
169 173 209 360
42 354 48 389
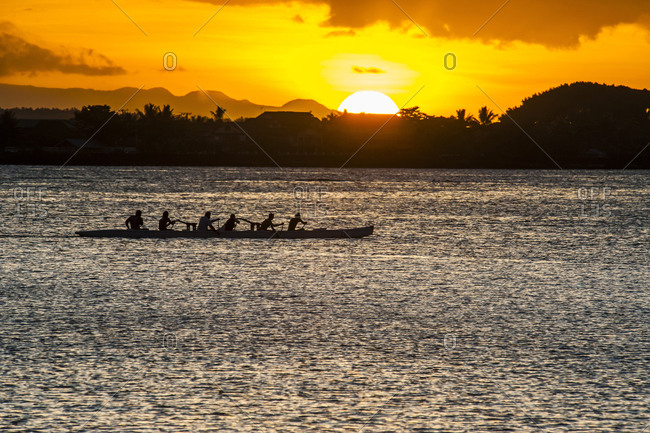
1 165 649 432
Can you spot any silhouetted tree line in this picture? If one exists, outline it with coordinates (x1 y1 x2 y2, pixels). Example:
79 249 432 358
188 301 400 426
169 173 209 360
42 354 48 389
3 107 76 119
2 82 650 168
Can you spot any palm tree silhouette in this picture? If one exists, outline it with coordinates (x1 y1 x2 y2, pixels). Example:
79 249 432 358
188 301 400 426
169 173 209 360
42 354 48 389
160 104 174 121
478 107 497 125
136 103 160 121
454 108 476 127
478 106 497 125
210 106 226 122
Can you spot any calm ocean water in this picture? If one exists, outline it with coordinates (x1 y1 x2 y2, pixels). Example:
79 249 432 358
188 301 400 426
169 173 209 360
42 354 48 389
1 165 649 432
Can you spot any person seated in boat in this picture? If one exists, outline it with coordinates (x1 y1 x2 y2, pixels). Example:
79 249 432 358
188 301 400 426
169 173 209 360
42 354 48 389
259 213 283 231
287 213 307 231
197 211 219 231
223 214 239 231
158 211 176 231
125 210 144 230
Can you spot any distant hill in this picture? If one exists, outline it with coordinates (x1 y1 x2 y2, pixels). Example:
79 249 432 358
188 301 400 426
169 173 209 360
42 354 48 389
506 82 650 125
499 82 650 166
0 83 335 119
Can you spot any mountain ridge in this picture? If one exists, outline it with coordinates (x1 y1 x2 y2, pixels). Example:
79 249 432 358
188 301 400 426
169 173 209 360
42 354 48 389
0 83 335 119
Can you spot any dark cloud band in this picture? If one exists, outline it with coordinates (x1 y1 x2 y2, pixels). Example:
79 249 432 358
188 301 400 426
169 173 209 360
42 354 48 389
190 0 650 46
0 31 126 76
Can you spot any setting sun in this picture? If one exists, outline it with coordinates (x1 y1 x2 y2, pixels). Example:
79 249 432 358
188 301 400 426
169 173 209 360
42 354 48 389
338 91 400 114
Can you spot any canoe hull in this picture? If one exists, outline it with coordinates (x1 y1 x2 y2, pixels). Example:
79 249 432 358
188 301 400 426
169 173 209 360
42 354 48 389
76 226 374 239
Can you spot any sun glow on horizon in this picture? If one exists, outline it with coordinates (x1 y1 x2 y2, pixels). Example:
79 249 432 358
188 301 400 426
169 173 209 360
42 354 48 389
337 91 400 114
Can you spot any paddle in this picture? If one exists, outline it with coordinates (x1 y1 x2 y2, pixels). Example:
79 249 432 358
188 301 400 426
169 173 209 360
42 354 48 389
239 217 261 231
175 219 197 231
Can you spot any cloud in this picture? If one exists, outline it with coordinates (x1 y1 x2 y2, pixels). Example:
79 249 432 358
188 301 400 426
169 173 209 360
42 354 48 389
189 0 650 47
0 29 126 76
352 66 386 74
323 0 650 47
325 29 356 37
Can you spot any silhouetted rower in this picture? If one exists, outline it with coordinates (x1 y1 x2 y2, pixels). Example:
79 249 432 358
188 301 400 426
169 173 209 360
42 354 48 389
259 213 283 231
288 213 307 231
125 210 144 230
223 214 239 231
197 211 219 231
159 211 175 231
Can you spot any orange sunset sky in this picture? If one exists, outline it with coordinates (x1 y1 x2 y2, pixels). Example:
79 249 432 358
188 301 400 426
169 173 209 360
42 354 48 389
1 0 650 115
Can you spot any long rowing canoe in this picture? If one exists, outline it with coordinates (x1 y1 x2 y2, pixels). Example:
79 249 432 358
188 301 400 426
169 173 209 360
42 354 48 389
76 226 374 239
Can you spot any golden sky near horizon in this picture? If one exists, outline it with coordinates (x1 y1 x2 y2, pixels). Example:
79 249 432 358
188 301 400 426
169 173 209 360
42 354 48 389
1 0 650 115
